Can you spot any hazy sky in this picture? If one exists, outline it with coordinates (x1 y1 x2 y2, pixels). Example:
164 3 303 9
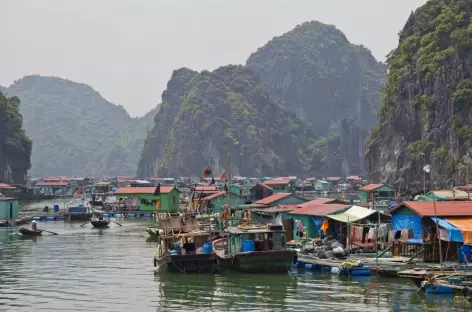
2 0 426 117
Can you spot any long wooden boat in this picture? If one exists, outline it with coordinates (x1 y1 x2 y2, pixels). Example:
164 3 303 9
213 224 297 273
154 231 218 273
91 219 110 228
19 228 43 236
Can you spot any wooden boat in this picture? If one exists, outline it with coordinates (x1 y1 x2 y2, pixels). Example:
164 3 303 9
213 224 297 273
19 227 43 236
146 228 160 238
91 219 110 228
154 231 218 273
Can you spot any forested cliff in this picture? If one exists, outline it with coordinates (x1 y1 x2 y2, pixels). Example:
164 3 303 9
139 21 386 177
0 92 32 184
366 0 472 194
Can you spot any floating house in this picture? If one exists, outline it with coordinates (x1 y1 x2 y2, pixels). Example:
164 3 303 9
249 183 274 202
389 201 472 262
0 183 15 196
35 180 70 195
255 193 307 207
314 180 329 191
359 184 396 211
114 186 180 212
422 189 470 201
0 197 19 219
201 191 246 214
262 179 293 194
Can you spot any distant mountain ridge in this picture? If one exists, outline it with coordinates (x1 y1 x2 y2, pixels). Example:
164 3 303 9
5 75 157 177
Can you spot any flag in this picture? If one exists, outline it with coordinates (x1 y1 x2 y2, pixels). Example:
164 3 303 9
203 165 212 177
74 186 82 197
153 183 161 196
220 170 228 182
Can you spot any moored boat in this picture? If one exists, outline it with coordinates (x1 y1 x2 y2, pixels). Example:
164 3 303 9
19 227 43 236
213 224 296 273
154 231 218 273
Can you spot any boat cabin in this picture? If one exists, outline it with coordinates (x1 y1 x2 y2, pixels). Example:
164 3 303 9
224 225 287 254
157 231 212 257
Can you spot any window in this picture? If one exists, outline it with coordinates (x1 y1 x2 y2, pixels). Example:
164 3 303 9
378 191 390 198
173 196 176 205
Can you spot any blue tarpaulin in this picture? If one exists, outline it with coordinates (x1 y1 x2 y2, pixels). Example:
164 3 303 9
430 217 464 243
312 216 323 237
392 212 423 239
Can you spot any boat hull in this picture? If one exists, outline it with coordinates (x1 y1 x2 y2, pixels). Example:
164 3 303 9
19 228 43 236
155 253 218 273
91 220 110 228
216 250 297 273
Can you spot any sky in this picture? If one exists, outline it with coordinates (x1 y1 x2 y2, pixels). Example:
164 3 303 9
2 0 427 117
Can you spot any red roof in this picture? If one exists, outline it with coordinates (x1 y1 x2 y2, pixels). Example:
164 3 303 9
256 205 298 213
37 181 69 186
458 184 472 191
326 177 341 181
256 193 291 205
251 183 273 191
0 183 14 189
201 191 226 201
359 184 384 191
263 179 290 186
289 203 350 216
346 176 361 181
115 186 176 195
391 201 472 217
298 198 340 206
195 185 217 192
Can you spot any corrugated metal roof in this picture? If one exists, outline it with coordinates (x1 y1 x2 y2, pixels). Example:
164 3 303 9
392 201 472 217
194 185 217 192
0 197 16 201
263 179 291 185
37 181 69 186
256 193 291 205
326 205 379 222
201 191 226 201
431 189 470 200
0 183 14 189
326 177 341 181
359 184 384 191
289 204 349 216
298 198 346 207
114 186 176 195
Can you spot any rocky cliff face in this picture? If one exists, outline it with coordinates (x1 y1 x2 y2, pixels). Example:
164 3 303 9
0 92 32 184
366 0 472 194
246 21 386 175
137 66 319 177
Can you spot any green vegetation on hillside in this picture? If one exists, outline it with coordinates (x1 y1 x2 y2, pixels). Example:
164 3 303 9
138 65 320 177
6 76 157 177
0 92 32 183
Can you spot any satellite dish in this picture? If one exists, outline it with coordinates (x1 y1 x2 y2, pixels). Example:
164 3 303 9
423 164 431 173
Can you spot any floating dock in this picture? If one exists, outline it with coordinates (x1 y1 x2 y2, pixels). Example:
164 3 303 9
0 216 33 227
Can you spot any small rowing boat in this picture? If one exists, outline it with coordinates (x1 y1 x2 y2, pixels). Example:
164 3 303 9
19 228 44 236
91 219 110 228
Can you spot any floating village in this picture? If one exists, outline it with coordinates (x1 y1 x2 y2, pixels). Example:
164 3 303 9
3 167 472 302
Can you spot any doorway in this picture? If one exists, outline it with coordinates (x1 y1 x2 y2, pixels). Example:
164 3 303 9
9 203 13 219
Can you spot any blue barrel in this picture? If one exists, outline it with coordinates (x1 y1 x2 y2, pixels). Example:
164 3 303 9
460 245 472 263
53 204 59 212
242 240 255 252
202 243 213 254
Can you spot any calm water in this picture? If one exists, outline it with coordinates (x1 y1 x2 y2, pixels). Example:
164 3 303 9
0 200 470 311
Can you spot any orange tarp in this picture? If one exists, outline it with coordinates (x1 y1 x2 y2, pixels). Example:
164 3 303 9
446 218 472 245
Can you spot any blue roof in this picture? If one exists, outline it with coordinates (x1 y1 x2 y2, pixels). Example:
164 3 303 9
430 217 463 243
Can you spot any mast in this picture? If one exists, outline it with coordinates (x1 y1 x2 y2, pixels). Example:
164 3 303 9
227 152 231 209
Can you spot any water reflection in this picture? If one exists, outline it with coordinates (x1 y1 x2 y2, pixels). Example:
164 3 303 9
0 200 469 311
